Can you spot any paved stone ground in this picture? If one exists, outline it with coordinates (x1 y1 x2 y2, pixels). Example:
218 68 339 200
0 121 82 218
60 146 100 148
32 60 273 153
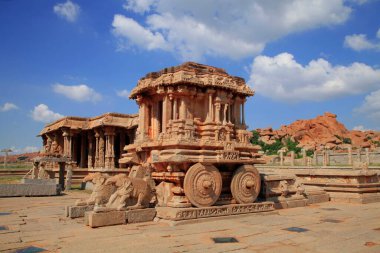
1 192 380 253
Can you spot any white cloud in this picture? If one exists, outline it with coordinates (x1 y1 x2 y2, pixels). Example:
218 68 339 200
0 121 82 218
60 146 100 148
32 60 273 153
22 146 40 153
112 14 168 51
123 0 156 13
117 89 130 98
344 28 380 51
31 104 64 123
53 0 80 22
353 125 370 131
53 83 102 102
0 102 18 112
344 34 377 51
7 146 41 154
115 0 353 60
249 52 380 102
355 89 380 121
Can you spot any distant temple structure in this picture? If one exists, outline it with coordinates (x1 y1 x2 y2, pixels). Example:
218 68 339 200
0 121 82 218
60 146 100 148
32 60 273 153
39 113 138 169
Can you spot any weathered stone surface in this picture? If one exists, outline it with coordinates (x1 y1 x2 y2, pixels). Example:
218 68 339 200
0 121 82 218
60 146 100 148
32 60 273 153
261 172 308 209
87 210 126 228
303 185 330 204
66 205 94 218
156 202 274 221
273 196 308 209
126 208 156 223
21 178 56 185
0 183 58 197
329 192 380 204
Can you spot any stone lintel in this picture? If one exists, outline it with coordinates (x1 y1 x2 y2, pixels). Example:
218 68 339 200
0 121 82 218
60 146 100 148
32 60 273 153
156 202 275 221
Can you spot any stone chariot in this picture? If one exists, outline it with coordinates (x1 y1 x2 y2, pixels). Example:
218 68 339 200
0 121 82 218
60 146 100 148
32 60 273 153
120 62 265 208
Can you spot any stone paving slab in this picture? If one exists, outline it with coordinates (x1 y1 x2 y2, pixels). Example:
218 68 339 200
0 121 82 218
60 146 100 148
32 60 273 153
0 191 379 252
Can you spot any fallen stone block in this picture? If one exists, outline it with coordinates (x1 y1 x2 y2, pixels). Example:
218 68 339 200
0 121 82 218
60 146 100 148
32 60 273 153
0 183 59 197
65 205 94 218
87 210 126 228
126 208 156 223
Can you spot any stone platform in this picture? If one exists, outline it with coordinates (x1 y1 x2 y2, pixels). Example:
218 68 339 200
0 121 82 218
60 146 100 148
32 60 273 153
0 179 60 197
260 174 309 209
156 202 275 221
258 167 380 204
85 208 157 228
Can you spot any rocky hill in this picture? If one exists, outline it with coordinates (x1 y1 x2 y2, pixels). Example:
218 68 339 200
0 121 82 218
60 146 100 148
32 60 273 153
0 152 39 163
255 112 380 151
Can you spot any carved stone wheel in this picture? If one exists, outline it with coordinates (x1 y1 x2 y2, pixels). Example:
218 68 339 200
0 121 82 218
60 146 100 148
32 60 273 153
184 163 222 208
231 165 261 204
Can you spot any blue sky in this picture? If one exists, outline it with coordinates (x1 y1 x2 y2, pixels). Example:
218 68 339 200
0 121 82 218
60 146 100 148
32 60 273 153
0 0 380 154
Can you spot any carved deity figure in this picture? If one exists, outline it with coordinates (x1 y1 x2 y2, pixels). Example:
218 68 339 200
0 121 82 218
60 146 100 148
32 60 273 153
45 139 52 154
295 180 305 196
279 180 289 199
37 162 50 179
75 173 115 206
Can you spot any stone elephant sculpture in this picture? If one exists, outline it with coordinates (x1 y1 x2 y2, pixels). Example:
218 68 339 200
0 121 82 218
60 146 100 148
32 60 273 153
75 173 115 207
98 174 154 211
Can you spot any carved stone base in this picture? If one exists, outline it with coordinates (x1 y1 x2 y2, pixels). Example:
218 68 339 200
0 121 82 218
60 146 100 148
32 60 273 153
269 195 308 209
126 209 156 223
156 202 274 221
65 205 94 218
87 210 126 228
329 192 380 204
84 208 157 227
303 186 330 204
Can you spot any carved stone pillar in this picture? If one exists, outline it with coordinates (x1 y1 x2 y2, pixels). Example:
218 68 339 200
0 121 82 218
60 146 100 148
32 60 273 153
167 94 173 122
206 89 214 122
94 130 100 168
80 133 86 168
223 104 228 125
136 96 146 140
153 101 160 139
242 99 246 127
323 148 329 167
45 134 53 154
179 97 186 120
278 149 284 166
173 98 178 120
348 145 352 165
214 97 221 123
357 148 362 163
290 151 295 166
313 150 318 165
62 128 72 160
235 97 241 126
99 131 105 168
72 134 78 164
104 127 115 169
365 148 370 165
302 149 307 166
162 95 168 133
88 133 94 169
94 128 105 168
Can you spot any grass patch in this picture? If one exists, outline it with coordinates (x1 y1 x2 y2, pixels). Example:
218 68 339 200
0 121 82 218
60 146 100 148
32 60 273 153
0 175 22 184
0 163 32 170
